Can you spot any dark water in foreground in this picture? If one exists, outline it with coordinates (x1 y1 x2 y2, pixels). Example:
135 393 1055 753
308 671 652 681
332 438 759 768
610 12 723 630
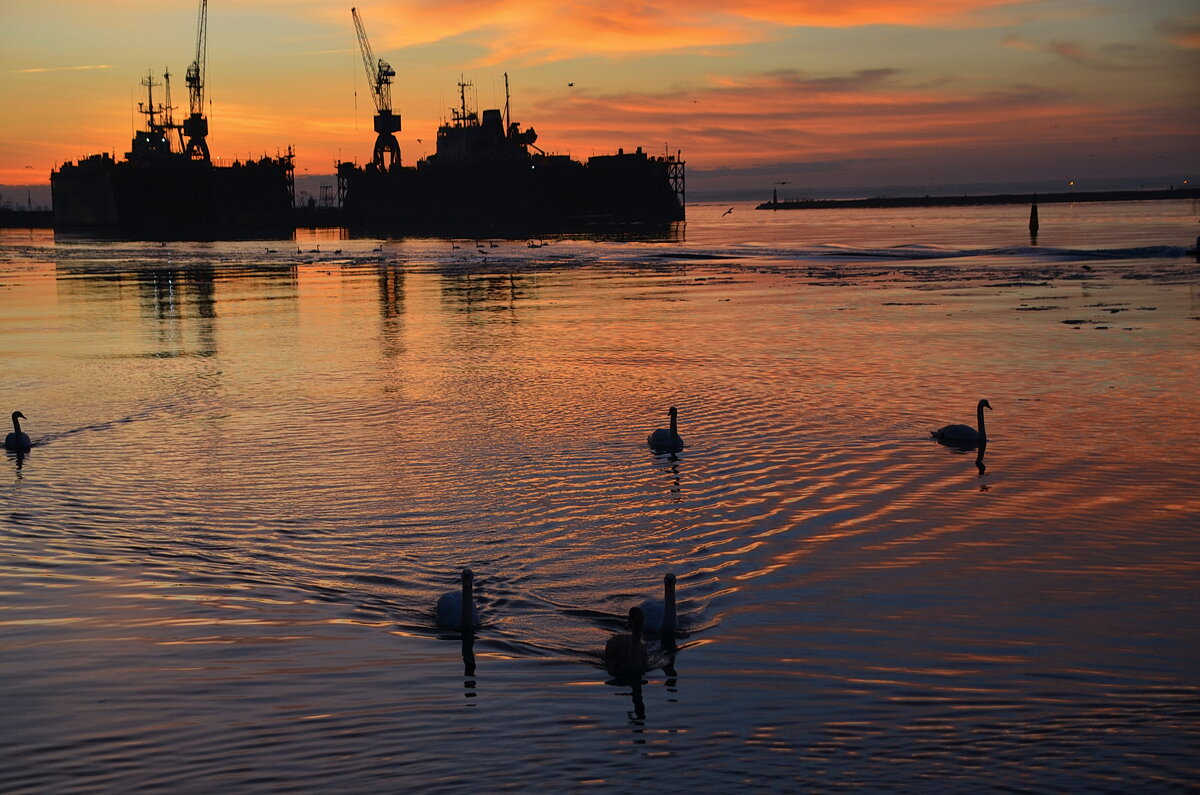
2 202 1198 791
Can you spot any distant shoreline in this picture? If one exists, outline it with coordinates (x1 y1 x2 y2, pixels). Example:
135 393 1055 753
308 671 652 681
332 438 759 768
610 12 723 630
756 187 1200 210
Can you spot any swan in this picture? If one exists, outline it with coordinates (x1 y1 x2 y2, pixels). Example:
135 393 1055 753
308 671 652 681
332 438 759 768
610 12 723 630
648 406 684 452
604 607 648 674
5 411 32 452
932 399 992 444
638 573 677 638
436 568 480 630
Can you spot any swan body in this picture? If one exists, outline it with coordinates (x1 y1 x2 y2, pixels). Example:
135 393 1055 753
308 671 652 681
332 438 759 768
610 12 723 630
436 568 480 630
932 399 991 444
5 411 31 452
604 607 648 674
638 573 677 638
648 406 684 452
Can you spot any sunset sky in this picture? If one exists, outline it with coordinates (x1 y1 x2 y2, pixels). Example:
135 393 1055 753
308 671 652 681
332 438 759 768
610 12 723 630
2 0 1197 199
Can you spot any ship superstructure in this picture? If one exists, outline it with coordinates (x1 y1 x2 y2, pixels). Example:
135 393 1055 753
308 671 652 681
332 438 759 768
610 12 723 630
50 0 294 236
337 76 685 232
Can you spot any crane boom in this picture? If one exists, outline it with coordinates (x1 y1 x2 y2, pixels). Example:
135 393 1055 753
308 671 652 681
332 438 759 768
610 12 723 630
186 0 207 116
351 7 394 113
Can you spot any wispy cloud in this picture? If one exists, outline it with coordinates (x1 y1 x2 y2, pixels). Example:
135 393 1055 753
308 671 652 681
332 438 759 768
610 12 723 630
344 0 1029 65
17 64 112 74
518 67 1188 171
1156 15 1200 49
1001 36 1154 71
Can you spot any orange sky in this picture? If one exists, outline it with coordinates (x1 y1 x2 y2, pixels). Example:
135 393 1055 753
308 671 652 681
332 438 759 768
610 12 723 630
1 0 1197 195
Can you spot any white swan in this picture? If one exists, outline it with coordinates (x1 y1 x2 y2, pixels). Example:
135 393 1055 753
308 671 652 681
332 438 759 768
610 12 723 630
604 607 648 674
436 568 480 629
638 573 677 638
931 399 992 444
5 411 32 452
648 406 684 452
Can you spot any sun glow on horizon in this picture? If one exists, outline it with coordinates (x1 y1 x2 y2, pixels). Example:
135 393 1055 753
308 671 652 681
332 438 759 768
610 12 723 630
1 0 1197 192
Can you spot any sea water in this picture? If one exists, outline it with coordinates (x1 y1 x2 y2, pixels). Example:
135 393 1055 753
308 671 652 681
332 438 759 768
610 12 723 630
1 200 1198 791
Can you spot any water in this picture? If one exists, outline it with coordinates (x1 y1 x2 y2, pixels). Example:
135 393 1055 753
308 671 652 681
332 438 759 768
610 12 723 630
2 201 1198 791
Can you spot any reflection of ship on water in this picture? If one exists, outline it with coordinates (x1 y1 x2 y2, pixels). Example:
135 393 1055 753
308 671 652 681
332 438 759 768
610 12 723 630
337 15 685 235
50 1 294 237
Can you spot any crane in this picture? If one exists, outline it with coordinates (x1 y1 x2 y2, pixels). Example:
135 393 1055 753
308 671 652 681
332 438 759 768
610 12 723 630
183 0 210 161
352 7 401 171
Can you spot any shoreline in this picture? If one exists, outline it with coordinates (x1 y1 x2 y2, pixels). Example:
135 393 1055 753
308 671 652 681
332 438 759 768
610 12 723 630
756 187 1200 210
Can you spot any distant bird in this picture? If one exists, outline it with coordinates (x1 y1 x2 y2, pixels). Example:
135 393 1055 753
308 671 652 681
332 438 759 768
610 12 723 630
931 399 992 445
638 573 677 639
721 207 733 217
604 607 648 674
309 245 320 253
648 406 684 452
5 411 32 452
568 82 574 87
436 568 480 630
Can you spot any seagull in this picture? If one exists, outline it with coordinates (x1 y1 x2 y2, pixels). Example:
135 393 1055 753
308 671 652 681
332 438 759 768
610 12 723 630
721 207 734 217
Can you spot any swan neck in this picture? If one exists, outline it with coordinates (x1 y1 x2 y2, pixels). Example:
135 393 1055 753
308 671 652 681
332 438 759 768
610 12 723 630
459 577 473 628
663 582 677 636
11 415 20 434
627 626 644 668
977 405 987 440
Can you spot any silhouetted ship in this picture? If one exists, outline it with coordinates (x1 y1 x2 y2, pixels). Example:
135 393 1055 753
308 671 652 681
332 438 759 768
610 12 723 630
51 71 294 237
337 78 685 233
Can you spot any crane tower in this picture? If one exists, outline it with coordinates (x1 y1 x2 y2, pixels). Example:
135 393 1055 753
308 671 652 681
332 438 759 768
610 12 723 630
183 0 210 161
352 7 401 170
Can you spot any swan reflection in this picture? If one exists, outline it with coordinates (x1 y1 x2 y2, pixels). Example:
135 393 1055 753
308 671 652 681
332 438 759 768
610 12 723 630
461 631 476 678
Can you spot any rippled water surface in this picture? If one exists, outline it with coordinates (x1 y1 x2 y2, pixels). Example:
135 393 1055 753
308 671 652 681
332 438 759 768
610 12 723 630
2 202 1199 791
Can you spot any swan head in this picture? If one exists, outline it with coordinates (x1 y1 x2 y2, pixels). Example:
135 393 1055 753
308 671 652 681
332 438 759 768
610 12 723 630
668 406 678 418
11 411 25 421
664 572 676 587
461 568 474 584
627 606 645 633
978 400 992 411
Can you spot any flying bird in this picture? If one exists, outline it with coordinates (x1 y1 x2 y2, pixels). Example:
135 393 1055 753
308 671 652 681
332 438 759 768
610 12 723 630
721 207 734 217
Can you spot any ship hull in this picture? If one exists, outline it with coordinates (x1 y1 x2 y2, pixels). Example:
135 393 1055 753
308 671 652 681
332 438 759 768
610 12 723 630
340 150 684 234
52 155 294 238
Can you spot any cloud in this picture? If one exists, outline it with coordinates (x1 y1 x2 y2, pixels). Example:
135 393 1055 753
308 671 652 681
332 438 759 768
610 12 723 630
17 64 112 74
340 0 1030 64
1156 16 1200 49
1002 36 1155 71
516 67 1187 173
